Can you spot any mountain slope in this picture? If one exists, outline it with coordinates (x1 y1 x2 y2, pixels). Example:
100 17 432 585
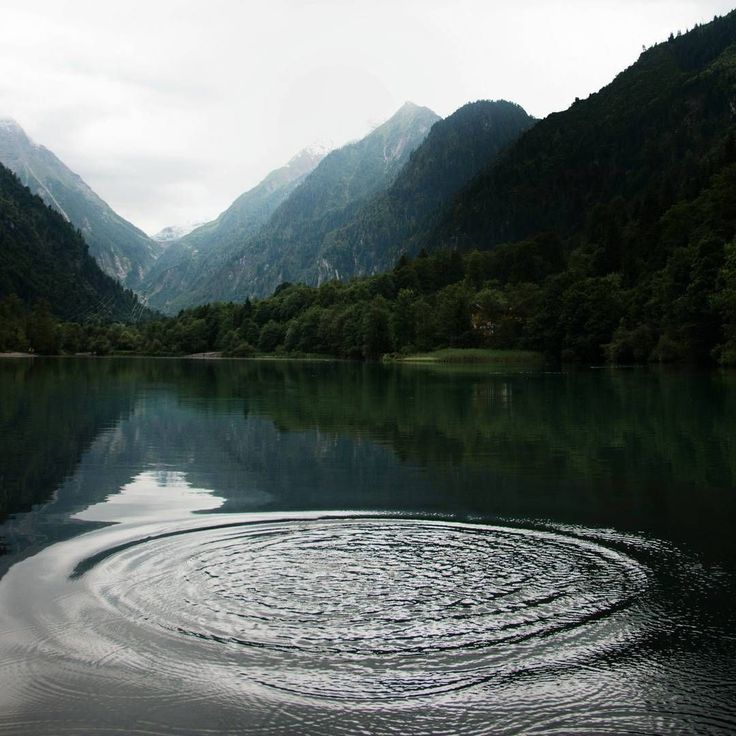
418 11 736 363
140 146 326 312
317 100 535 281
0 163 145 322
430 13 736 252
186 101 440 306
0 119 161 288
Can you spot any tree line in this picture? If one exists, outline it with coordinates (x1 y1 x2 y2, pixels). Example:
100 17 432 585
1 228 734 365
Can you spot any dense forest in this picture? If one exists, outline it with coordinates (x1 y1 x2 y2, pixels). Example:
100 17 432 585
1 236 734 365
420 13 736 365
0 164 147 330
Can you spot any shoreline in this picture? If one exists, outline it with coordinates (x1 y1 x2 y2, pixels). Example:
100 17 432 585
386 348 546 366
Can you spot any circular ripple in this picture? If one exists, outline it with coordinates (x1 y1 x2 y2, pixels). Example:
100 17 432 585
82 518 649 701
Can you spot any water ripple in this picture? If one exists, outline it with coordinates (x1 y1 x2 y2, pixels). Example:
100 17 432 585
1 515 734 735
75 517 649 701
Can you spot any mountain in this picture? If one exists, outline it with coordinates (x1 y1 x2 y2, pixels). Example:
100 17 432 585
419 11 736 363
430 14 736 252
316 100 535 281
0 119 161 288
137 13 736 366
180 101 441 307
0 163 146 323
140 146 326 312
151 223 205 244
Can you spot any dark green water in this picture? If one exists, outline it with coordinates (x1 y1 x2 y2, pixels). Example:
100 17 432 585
0 357 734 734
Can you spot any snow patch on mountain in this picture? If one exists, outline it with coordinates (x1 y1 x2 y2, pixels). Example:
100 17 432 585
151 222 206 243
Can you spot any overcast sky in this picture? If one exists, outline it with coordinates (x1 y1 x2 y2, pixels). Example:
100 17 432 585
1 0 733 234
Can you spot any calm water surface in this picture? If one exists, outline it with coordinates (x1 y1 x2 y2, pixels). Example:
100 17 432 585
0 357 734 735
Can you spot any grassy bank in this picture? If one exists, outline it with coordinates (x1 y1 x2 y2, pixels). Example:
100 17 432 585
387 348 545 366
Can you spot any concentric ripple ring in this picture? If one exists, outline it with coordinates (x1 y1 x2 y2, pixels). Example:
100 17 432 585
77 517 649 701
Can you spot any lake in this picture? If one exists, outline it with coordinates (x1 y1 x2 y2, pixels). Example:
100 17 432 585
0 357 734 735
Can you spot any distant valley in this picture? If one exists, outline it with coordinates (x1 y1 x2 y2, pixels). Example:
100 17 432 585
1 99 536 313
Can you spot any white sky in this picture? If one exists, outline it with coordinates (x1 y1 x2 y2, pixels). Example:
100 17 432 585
1 0 733 233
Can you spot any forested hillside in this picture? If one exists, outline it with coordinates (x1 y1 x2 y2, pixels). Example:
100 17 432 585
13 233 733 366
318 100 535 280
420 11 736 363
2 14 735 365
114 13 736 366
0 164 146 351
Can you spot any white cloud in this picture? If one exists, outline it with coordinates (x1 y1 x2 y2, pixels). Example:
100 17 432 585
1 0 732 232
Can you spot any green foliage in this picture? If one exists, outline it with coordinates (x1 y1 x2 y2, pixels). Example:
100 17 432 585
26 301 60 355
0 163 148 323
605 323 657 364
434 283 474 347
228 342 256 358
557 275 625 363
362 298 394 359
712 239 736 364
0 294 27 351
258 320 286 353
